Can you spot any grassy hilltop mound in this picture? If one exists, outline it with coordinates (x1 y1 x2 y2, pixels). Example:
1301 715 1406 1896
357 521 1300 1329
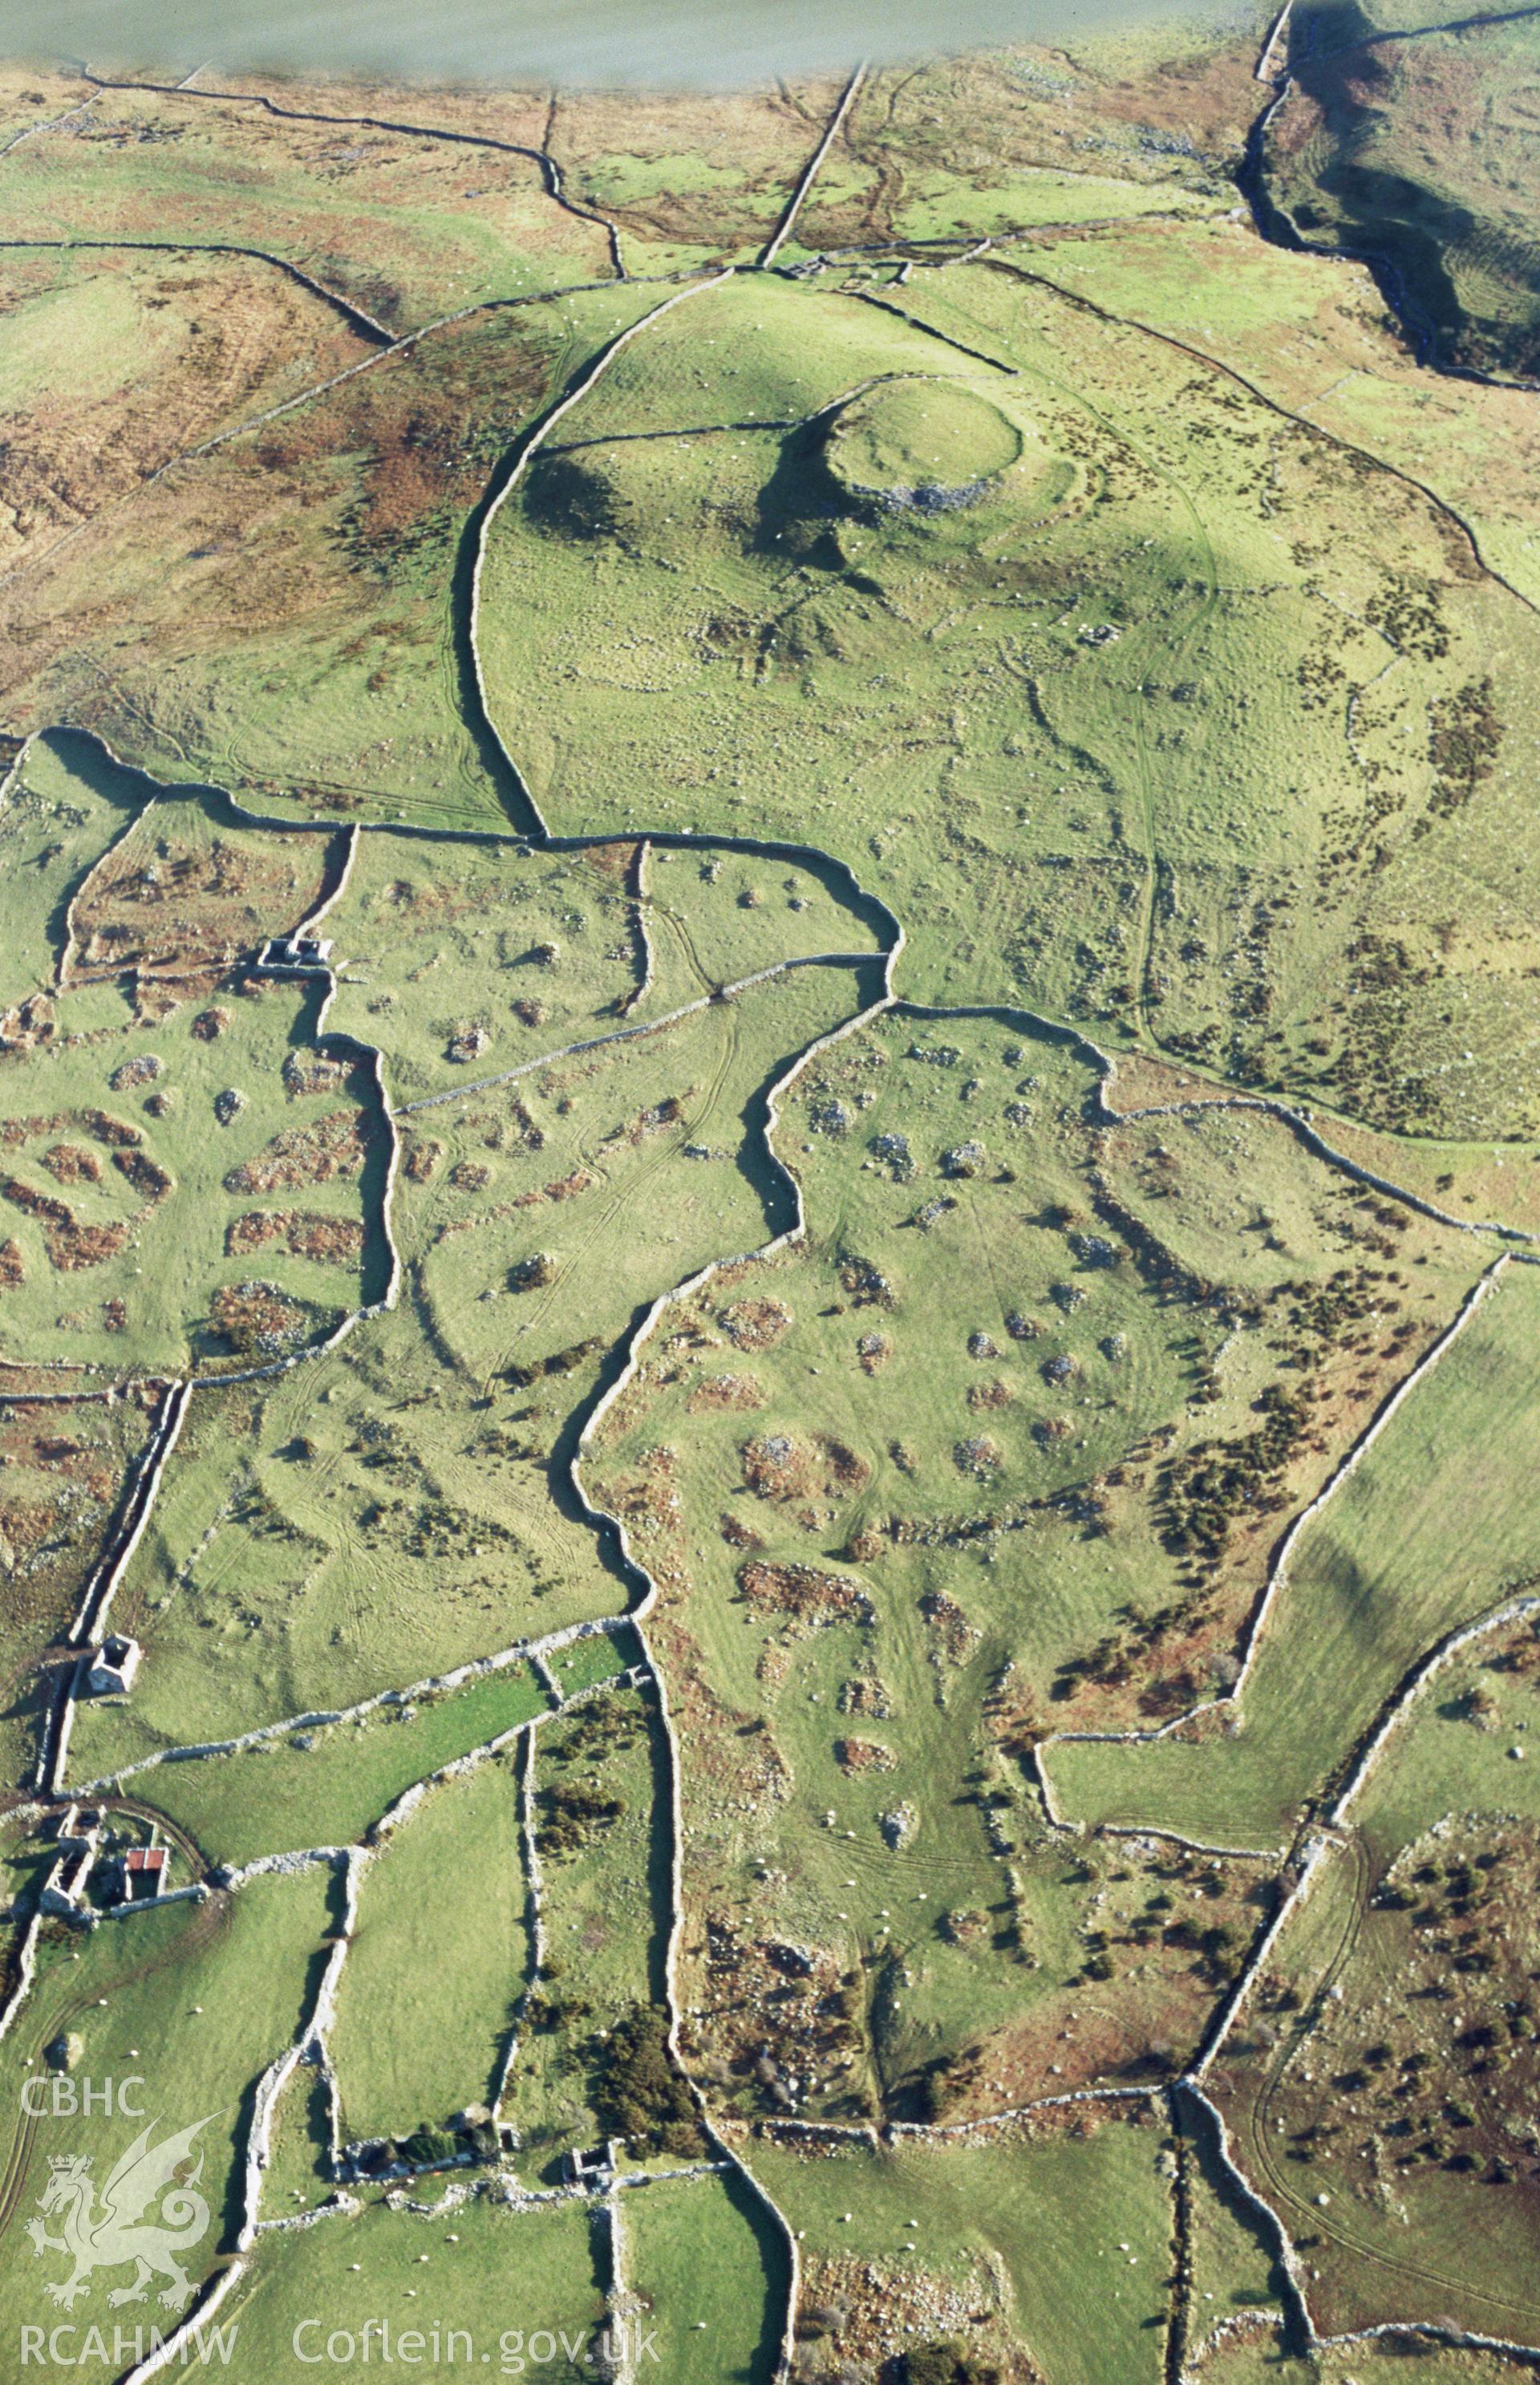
823 375 1025 509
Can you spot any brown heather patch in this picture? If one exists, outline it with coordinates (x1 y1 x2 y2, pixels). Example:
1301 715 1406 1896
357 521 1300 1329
613 1092 687 1148
0 1496 57 1560
839 1672 890 1720
820 1435 869 1491
679 1904 867 2133
737 1559 871 1625
0 291 565 761
741 1428 871 1504
720 1295 793 1350
283 1052 354 1100
113 1150 172 1201
40 1144 102 1186
209 1276 315 1353
3 1417 118 1499
511 1166 594 1208
191 1007 230 1041
224 1108 371 1194
558 79 851 255
0 1177 70 1230
403 1137 442 1183
833 1736 894 1774
652 1609 789 1808
0 1237 22 1287
742 1430 814 1501
289 315 549 571
1092 33 1262 149
755 1636 794 1694
83 1110 141 1150
226 1208 365 1266
1104 1049 1234 1113
508 1097 545 1152
1208 1813 1540 2334
578 838 642 884
0 1177 134 1270
0 1454 136 1630
132 978 195 1028
1 1117 63 1150
1 1111 141 1151
52 1219 134 1272
599 1446 683 1547
0 248 361 582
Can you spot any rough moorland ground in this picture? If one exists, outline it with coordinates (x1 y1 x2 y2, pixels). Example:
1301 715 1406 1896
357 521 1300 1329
1257 0 1540 382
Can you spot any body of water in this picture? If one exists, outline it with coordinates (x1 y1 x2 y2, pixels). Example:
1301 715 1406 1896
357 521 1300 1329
8 0 1245 88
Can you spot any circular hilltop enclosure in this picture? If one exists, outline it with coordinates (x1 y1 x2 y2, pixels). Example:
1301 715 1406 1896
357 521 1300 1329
824 375 1024 511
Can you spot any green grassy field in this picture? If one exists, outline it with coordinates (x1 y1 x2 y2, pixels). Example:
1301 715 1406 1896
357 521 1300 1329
622 2169 786 2385
1007 213 1540 614
594 1002 1480 1714
261 2057 336 2215
223 2188 606 2380
0 969 383 1375
546 1627 638 1697
322 832 638 1104
0 1868 336 2379
1181 2102 1286 2332
0 738 397 1375
330 1750 529 2142
1181 1598 1540 2341
1195 2346 1525 2385
399 954 875 1391
125 1660 549 1868
0 75 608 329
790 30 1243 259
1351 1623 1540 1868
2 275 670 829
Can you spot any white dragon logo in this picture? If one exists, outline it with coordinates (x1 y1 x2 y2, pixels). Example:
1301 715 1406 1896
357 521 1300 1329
26 2115 214 2310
